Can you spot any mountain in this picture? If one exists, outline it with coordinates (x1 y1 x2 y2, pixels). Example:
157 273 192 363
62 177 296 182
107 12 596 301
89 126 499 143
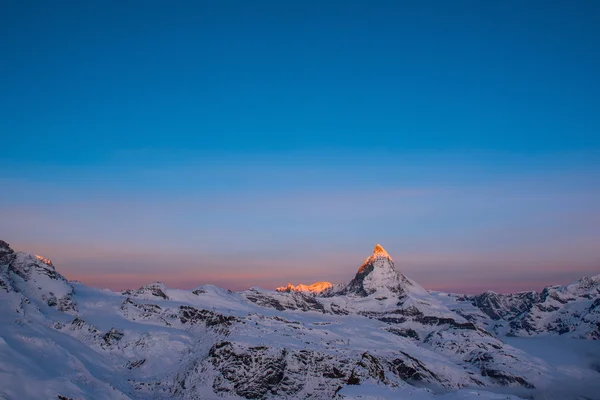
0 240 598 400
433 275 600 339
275 281 333 294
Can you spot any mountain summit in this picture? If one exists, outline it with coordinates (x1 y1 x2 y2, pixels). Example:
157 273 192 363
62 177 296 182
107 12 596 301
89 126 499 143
358 243 393 273
337 244 422 297
371 243 392 261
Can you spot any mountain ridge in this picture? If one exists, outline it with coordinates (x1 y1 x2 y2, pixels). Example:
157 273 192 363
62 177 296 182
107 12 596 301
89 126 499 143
1 239 598 399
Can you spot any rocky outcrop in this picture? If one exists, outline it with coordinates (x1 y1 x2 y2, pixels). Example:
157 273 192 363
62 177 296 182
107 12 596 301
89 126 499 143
122 281 169 300
179 305 239 327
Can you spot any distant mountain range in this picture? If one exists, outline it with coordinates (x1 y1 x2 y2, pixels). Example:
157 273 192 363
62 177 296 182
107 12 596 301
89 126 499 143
1 240 598 399
278 244 600 341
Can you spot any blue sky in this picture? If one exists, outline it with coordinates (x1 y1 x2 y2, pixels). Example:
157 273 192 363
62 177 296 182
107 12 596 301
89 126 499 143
1 1 599 292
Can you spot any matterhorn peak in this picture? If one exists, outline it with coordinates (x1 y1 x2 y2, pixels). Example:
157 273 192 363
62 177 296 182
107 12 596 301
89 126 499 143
358 243 393 274
370 244 392 261
337 243 419 297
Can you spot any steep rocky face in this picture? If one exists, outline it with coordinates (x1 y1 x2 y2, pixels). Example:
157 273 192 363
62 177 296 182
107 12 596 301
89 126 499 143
0 241 75 312
175 335 485 399
201 346 451 398
0 241 14 292
437 275 600 340
0 240 14 264
507 275 600 339
471 291 540 321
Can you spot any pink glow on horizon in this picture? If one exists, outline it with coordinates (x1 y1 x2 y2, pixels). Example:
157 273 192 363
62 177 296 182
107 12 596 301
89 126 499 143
69 272 588 294
64 265 598 295
10 240 599 295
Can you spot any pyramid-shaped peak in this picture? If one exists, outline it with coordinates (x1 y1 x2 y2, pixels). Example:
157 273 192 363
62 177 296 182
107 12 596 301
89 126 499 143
357 244 394 275
372 244 391 260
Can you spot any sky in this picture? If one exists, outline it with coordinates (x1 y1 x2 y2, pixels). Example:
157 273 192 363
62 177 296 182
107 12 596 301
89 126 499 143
1 1 599 294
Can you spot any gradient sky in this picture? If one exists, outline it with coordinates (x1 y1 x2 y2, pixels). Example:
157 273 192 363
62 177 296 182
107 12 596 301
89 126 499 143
1 1 599 294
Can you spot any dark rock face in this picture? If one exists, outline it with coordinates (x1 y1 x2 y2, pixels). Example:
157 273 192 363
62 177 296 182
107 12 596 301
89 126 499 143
71 317 88 329
415 316 479 331
126 359 146 369
197 344 421 399
350 353 387 384
471 291 540 321
330 303 349 315
0 240 15 265
481 367 534 388
179 305 238 327
378 316 407 324
208 342 288 399
341 262 377 297
390 351 440 383
0 245 12 292
103 328 124 345
386 327 420 340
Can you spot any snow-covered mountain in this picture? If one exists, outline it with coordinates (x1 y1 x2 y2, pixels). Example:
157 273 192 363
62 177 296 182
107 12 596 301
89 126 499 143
275 281 333 294
432 275 600 340
1 240 598 400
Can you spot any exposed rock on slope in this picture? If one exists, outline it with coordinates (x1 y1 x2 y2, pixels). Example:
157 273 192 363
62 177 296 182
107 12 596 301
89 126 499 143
435 275 600 340
0 240 76 312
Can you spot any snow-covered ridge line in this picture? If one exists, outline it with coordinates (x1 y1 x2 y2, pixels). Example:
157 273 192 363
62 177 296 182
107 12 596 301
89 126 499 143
275 281 333 294
1 239 599 399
